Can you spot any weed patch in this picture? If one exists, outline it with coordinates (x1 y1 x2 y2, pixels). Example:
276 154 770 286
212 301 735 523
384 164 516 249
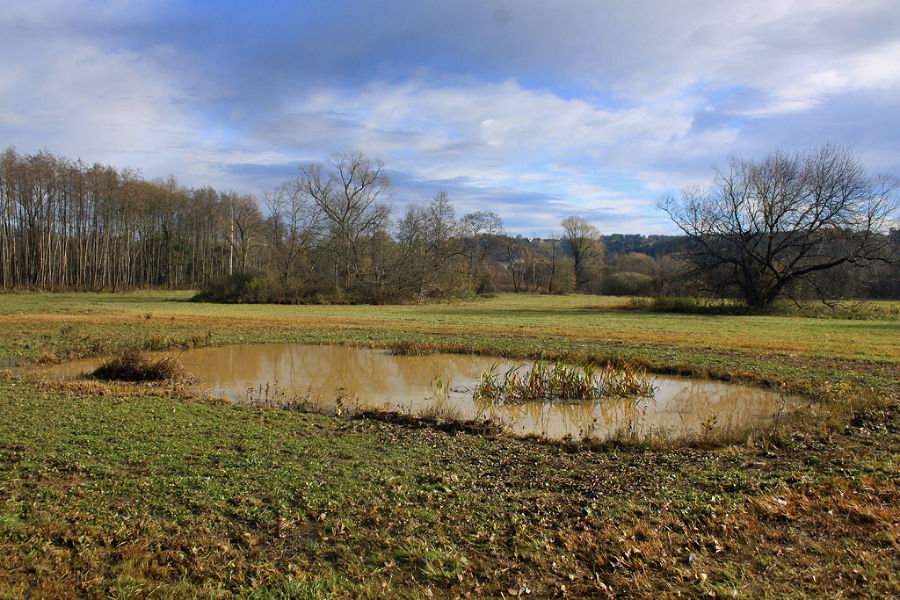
474 360 654 404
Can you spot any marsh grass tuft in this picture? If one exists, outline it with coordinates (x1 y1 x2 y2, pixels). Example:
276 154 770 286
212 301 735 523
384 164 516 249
475 360 654 405
91 349 186 382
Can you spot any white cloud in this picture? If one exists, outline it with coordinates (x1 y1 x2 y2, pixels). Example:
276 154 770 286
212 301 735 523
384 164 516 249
0 37 204 177
735 39 900 117
1 0 897 234
283 79 703 179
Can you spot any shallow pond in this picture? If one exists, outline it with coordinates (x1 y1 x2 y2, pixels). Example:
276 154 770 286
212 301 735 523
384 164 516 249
31 344 799 439
29 344 802 441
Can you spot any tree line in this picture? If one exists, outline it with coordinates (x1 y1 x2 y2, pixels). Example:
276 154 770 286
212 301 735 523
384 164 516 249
0 148 579 300
2 145 896 305
0 148 250 290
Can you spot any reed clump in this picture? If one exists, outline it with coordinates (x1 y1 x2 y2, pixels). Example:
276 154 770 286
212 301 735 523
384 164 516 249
92 349 186 382
474 360 654 404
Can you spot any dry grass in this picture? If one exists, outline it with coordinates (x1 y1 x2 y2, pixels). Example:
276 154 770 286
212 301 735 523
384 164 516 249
91 349 187 382
474 360 655 404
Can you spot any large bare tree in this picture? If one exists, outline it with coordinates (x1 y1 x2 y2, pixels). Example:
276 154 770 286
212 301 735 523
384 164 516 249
659 144 897 307
296 151 390 288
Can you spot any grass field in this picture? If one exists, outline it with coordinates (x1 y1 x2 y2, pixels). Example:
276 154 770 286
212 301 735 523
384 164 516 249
1 291 898 598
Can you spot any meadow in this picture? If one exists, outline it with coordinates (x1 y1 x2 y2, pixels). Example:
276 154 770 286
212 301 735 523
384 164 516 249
0 291 898 598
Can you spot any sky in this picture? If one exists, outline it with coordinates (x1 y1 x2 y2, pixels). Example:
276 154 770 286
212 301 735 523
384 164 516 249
1 0 899 236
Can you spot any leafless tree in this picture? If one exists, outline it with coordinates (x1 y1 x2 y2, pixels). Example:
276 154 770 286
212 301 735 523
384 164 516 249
394 191 463 297
0 148 242 290
659 144 898 308
560 216 604 291
459 210 504 288
264 182 319 285
537 237 575 294
296 151 390 288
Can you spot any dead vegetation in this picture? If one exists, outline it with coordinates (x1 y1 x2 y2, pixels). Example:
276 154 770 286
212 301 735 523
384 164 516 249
474 360 655 404
91 349 187 382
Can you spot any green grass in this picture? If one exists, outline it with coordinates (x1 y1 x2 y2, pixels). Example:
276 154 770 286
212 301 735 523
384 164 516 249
2 291 896 364
1 377 898 598
0 290 898 598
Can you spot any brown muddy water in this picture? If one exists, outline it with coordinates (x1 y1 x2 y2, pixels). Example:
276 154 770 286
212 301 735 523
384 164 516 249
26 344 802 441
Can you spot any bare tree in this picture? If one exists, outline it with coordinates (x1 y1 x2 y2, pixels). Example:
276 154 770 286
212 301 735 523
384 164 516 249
537 237 574 294
659 144 898 308
459 210 503 288
503 236 528 293
264 182 319 285
560 216 604 291
394 191 462 297
296 151 390 288
224 193 265 274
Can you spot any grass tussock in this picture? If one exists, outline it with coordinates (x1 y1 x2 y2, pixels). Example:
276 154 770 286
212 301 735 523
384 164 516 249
91 349 187 382
475 360 654 404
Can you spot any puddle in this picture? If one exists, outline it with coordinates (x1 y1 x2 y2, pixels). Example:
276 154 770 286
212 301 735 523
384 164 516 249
25 344 802 441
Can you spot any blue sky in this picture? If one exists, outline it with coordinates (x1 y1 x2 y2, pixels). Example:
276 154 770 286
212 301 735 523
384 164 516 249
2 0 899 235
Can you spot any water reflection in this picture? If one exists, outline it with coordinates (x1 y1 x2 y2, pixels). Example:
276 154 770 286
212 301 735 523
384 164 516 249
26 344 799 441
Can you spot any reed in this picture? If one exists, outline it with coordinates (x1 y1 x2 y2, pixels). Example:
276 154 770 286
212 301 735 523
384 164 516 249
474 360 654 404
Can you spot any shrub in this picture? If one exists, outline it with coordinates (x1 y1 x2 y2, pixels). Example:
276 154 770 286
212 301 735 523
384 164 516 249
193 272 269 303
194 272 458 305
602 271 654 296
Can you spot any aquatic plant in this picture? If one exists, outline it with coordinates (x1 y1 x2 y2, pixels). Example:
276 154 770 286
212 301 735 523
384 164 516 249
474 360 654 405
